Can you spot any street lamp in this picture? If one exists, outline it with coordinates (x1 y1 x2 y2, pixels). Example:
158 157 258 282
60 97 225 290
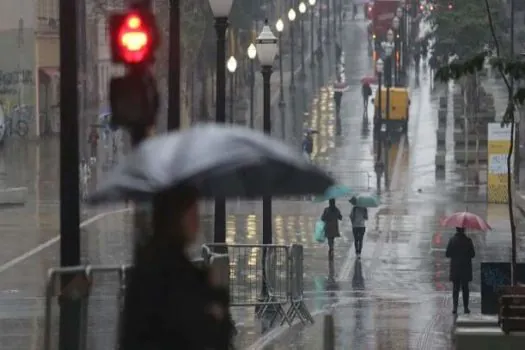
316 0 323 53
288 8 297 90
227 55 237 123
325 0 331 43
247 44 256 128
308 0 316 67
275 18 285 107
209 0 234 243
392 17 400 85
375 58 385 192
298 2 307 78
256 18 278 299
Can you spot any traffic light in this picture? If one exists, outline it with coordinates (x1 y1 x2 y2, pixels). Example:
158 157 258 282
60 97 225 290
448 2 453 10
109 10 159 65
108 8 160 131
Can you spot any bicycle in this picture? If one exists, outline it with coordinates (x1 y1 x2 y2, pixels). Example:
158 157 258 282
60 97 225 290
5 116 29 137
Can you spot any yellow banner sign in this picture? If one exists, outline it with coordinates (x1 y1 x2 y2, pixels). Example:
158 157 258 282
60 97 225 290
487 123 512 204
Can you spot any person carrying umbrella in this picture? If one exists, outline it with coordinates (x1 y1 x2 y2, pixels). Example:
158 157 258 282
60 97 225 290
445 227 475 315
119 186 236 349
349 196 368 258
321 199 343 259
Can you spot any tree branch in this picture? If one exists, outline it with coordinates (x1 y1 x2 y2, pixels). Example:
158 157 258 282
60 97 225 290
483 0 511 92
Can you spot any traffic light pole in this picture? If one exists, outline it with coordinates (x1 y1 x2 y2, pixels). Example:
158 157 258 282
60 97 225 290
167 0 180 130
214 17 228 244
58 0 82 349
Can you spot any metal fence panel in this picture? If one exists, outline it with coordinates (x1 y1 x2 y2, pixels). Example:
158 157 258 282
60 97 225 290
346 171 373 190
44 265 129 350
202 243 290 307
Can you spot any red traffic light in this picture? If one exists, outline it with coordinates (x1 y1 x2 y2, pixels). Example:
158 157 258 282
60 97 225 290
109 11 159 64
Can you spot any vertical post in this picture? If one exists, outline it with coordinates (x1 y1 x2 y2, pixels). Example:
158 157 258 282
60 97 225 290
78 0 89 159
168 0 181 130
323 313 335 350
318 0 323 51
310 9 315 66
300 15 306 77
214 18 228 243
261 65 273 296
394 34 399 86
510 0 517 285
278 32 285 106
250 59 255 127
326 0 331 43
290 24 296 89
59 0 81 348
229 74 234 123
331 0 336 39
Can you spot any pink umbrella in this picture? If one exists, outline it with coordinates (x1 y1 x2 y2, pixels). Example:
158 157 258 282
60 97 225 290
440 211 492 231
333 81 349 92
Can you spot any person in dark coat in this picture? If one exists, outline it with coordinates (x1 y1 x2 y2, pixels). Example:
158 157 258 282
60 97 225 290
119 186 235 350
321 199 342 258
446 227 475 314
362 82 372 116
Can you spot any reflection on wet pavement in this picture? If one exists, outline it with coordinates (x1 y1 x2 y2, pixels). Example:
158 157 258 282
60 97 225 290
0 15 523 350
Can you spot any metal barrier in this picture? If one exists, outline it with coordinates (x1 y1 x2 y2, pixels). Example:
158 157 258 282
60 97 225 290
43 265 130 350
43 243 311 349
346 171 373 190
202 243 313 326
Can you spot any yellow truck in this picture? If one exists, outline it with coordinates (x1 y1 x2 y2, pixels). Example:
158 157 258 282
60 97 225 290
374 87 410 133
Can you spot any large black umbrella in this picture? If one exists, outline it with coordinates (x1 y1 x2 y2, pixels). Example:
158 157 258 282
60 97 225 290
88 124 335 204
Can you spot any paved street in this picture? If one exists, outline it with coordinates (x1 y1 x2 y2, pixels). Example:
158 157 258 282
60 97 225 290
0 12 523 350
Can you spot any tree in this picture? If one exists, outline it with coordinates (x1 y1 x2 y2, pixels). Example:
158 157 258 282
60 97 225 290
435 0 525 285
429 0 506 59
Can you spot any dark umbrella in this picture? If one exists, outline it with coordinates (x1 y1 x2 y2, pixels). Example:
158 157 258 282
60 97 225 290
88 124 335 203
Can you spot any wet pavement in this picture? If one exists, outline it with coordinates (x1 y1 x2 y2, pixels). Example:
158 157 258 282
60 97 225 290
0 14 523 350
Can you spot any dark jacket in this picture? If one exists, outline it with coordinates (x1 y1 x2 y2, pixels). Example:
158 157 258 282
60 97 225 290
321 206 342 238
445 233 475 282
362 84 372 99
120 241 234 350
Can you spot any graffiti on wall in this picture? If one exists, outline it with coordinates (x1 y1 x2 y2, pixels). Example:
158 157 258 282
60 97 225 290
0 69 33 95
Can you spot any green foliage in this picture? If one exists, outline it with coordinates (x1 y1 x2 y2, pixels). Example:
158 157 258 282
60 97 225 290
434 53 525 125
429 0 506 58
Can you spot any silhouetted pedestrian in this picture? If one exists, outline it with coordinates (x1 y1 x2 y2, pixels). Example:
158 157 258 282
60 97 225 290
446 227 475 315
349 197 368 258
321 199 342 258
119 186 235 349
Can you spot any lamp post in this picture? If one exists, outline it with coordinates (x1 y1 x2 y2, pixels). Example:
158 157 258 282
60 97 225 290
396 6 404 76
382 29 395 87
209 0 234 243
326 0 331 43
299 2 307 78
375 58 384 191
276 18 285 107
392 16 400 86
288 8 297 90
317 0 323 55
247 43 257 127
256 18 278 299
227 55 237 123
308 0 316 67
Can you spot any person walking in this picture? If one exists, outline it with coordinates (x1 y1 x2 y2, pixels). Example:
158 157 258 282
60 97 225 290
321 199 343 258
349 197 368 258
446 227 475 314
362 82 372 117
119 186 235 349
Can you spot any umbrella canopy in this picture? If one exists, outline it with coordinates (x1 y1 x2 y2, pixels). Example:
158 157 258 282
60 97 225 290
440 211 491 231
349 194 380 208
88 124 335 204
361 76 377 85
333 81 349 92
314 184 354 202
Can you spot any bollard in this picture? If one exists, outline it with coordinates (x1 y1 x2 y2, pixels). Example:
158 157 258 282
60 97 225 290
323 313 335 350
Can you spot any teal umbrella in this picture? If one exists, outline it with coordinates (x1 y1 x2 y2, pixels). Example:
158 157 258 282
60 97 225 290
350 193 380 208
314 184 354 202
